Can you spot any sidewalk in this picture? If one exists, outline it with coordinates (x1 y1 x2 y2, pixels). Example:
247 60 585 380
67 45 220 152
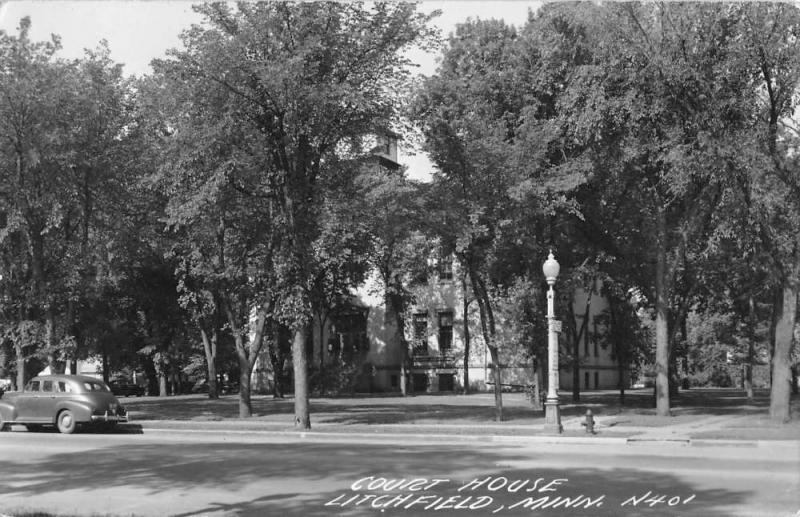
118 388 800 448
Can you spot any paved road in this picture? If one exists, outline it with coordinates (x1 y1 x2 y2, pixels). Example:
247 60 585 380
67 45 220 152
0 429 798 517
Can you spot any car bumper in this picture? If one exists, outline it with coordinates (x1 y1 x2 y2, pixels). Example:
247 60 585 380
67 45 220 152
91 413 128 423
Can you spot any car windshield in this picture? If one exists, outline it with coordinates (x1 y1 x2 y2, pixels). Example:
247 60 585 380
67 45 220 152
82 381 110 392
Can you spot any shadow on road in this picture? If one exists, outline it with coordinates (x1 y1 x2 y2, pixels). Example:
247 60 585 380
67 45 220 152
0 440 755 516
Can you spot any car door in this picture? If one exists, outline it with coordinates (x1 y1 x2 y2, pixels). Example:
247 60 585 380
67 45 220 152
15 380 41 420
36 380 59 421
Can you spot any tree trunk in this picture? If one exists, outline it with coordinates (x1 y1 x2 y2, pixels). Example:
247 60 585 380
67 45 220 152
744 295 756 400
15 341 24 390
462 273 471 395
200 327 219 399
306 325 313 369
399 337 410 397
468 265 502 421
270 327 285 398
667 309 688 397
233 333 252 417
572 327 580 403
293 324 311 429
384 281 406 396
769 288 778 388
66 299 78 375
569 282 594 403
154 353 168 397
238 360 251 413
158 374 168 397
681 315 690 390
45 306 61 373
318 314 326 374
226 302 269 418
0 343 7 381
101 340 109 384
608 296 627 405
565 294 580 403
769 282 797 422
655 207 671 416
488 345 503 421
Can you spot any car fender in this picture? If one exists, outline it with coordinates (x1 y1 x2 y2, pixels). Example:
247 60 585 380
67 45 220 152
54 400 94 423
0 399 18 421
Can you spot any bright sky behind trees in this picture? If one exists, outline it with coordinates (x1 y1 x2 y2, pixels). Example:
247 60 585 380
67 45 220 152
0 0 542 180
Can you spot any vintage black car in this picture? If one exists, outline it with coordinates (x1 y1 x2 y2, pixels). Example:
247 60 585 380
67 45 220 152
0 374 128 434
109 381 146 397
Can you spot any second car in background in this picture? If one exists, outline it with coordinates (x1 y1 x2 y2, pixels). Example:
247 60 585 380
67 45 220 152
109 381 145 397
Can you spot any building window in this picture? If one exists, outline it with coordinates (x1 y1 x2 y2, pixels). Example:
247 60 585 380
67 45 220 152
413 313 428 355
437 254 453 281
584 371 590 389
438 311 454 353
594 371 599 389
332 311 368 362
593 318 599 357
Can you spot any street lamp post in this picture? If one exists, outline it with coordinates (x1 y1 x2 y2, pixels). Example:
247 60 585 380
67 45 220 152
542 251 562 434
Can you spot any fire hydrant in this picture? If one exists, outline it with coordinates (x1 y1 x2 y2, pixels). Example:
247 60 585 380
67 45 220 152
581 409 595 434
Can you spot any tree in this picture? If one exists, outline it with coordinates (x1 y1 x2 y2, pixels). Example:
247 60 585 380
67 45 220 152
540 3 764 417
559 258 603 403
738 3 800 422
490 277 547 408
0 19 132 381
101 71 199 397
0 18 73 378
150 2 437 426
413 12 599 419
596 282 652 404
308 185 371 393
57 42 133 376
413 18 525 421
139 58 279 413
354 167 427 396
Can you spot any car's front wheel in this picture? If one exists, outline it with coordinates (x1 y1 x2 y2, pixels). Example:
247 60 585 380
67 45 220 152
56 409 77 434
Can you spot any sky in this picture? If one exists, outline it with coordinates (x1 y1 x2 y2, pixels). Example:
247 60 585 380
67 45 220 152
0 0 543 179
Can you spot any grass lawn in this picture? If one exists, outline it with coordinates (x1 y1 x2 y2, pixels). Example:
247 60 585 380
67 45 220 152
116 387 800 440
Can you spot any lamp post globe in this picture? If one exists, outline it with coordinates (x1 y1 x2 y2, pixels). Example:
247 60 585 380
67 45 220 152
543 250 562 434
542 251 560 285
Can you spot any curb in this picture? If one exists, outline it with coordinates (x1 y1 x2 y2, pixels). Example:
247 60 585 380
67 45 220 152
126 423 799 449
133 426 633 445
627 437 691 446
